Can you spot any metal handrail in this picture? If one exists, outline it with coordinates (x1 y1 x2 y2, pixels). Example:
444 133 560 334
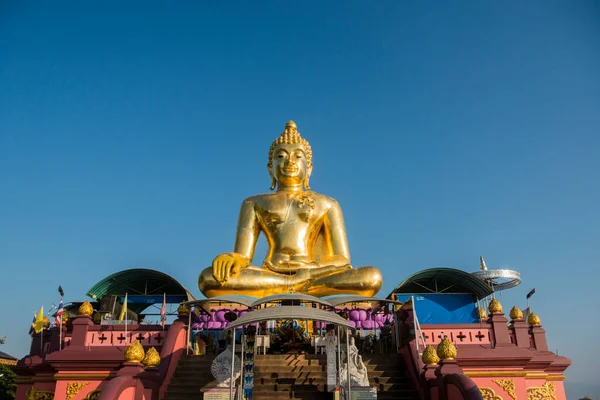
411 295 427 372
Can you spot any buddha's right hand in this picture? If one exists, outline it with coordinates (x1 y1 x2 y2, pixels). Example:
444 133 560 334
212 252 249 284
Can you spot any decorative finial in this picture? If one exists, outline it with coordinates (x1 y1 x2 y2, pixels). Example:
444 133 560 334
509 306 524 320
480 256 487 271
436 337 457 361
286 120 297 130
527 312 541 326
79 301 94 316
422 345 440 365
177 303 190 316
488 298 503 314
476 306 487 320
142 347 161 368
124 340 145 363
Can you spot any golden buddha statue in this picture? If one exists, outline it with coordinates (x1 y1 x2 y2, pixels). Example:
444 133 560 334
198 121 383 298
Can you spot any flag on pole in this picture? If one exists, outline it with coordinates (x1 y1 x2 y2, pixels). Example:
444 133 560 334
58 285 64 297
118 293 128 323
33 307 44 334
55 298 64 326
526 288 536 299
29 310 37 334
160 293 167 329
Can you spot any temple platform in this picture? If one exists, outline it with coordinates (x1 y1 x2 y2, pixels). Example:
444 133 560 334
12 267 570 400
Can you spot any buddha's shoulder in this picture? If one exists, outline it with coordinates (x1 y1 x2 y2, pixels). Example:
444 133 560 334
240 193 268 204
240 193 280 204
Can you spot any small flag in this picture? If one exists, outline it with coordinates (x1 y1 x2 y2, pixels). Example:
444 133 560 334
55 298 64 326
118 293 128 323
33 307 44 334
58 285 64 297
160 293 167 328
29 310 37 334
526 288 536 299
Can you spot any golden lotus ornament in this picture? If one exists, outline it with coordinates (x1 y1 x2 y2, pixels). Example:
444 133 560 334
488 298 503 314
476 307 487 320
124 340 145 363
509 306 523 320
142 347 161 368
79 301 94 316
177 303 190 316
436 337 457 361
527 312 541 326
422 345 440 365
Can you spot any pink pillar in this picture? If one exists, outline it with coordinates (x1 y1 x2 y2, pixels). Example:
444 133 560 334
489 312 512 347
97 362 145 400
530 325 548 351
420 364 439 400
48 327 61 352
117 362 146 378
510 319 530 348
435 360 463 400
435 359 463 377
70 315 94 346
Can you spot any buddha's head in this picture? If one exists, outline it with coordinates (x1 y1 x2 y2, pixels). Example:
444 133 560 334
268 120 313 190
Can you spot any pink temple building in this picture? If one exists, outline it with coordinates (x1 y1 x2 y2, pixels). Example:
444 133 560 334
14 266 570 400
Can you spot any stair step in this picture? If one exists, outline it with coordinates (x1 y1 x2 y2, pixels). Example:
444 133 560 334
251 376 409 385
253 366 405 373
253 384 417 392
165 352 418 399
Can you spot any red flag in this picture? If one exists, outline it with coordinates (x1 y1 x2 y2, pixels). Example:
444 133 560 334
55 298 64 326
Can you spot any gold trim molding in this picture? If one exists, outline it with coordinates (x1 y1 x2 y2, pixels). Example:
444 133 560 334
26 386 54 400
66 382 90 400
526 373 548 379
466 371 527 378
480 387 503 400
527 382 556 400
466 371 565 381
493 379 517 400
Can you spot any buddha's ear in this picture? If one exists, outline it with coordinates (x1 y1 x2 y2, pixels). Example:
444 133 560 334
304 165 313 190
268 167 277 191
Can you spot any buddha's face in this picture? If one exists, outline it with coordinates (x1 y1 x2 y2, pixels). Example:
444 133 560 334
271 143 311 187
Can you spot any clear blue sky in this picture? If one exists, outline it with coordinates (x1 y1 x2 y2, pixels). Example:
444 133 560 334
1 2 598 397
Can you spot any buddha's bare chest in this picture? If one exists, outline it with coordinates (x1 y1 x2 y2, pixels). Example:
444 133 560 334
255 194 326 229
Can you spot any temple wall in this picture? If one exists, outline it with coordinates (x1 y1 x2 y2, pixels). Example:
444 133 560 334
14 312 190 400
14 302 571 400
409 305 570 400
